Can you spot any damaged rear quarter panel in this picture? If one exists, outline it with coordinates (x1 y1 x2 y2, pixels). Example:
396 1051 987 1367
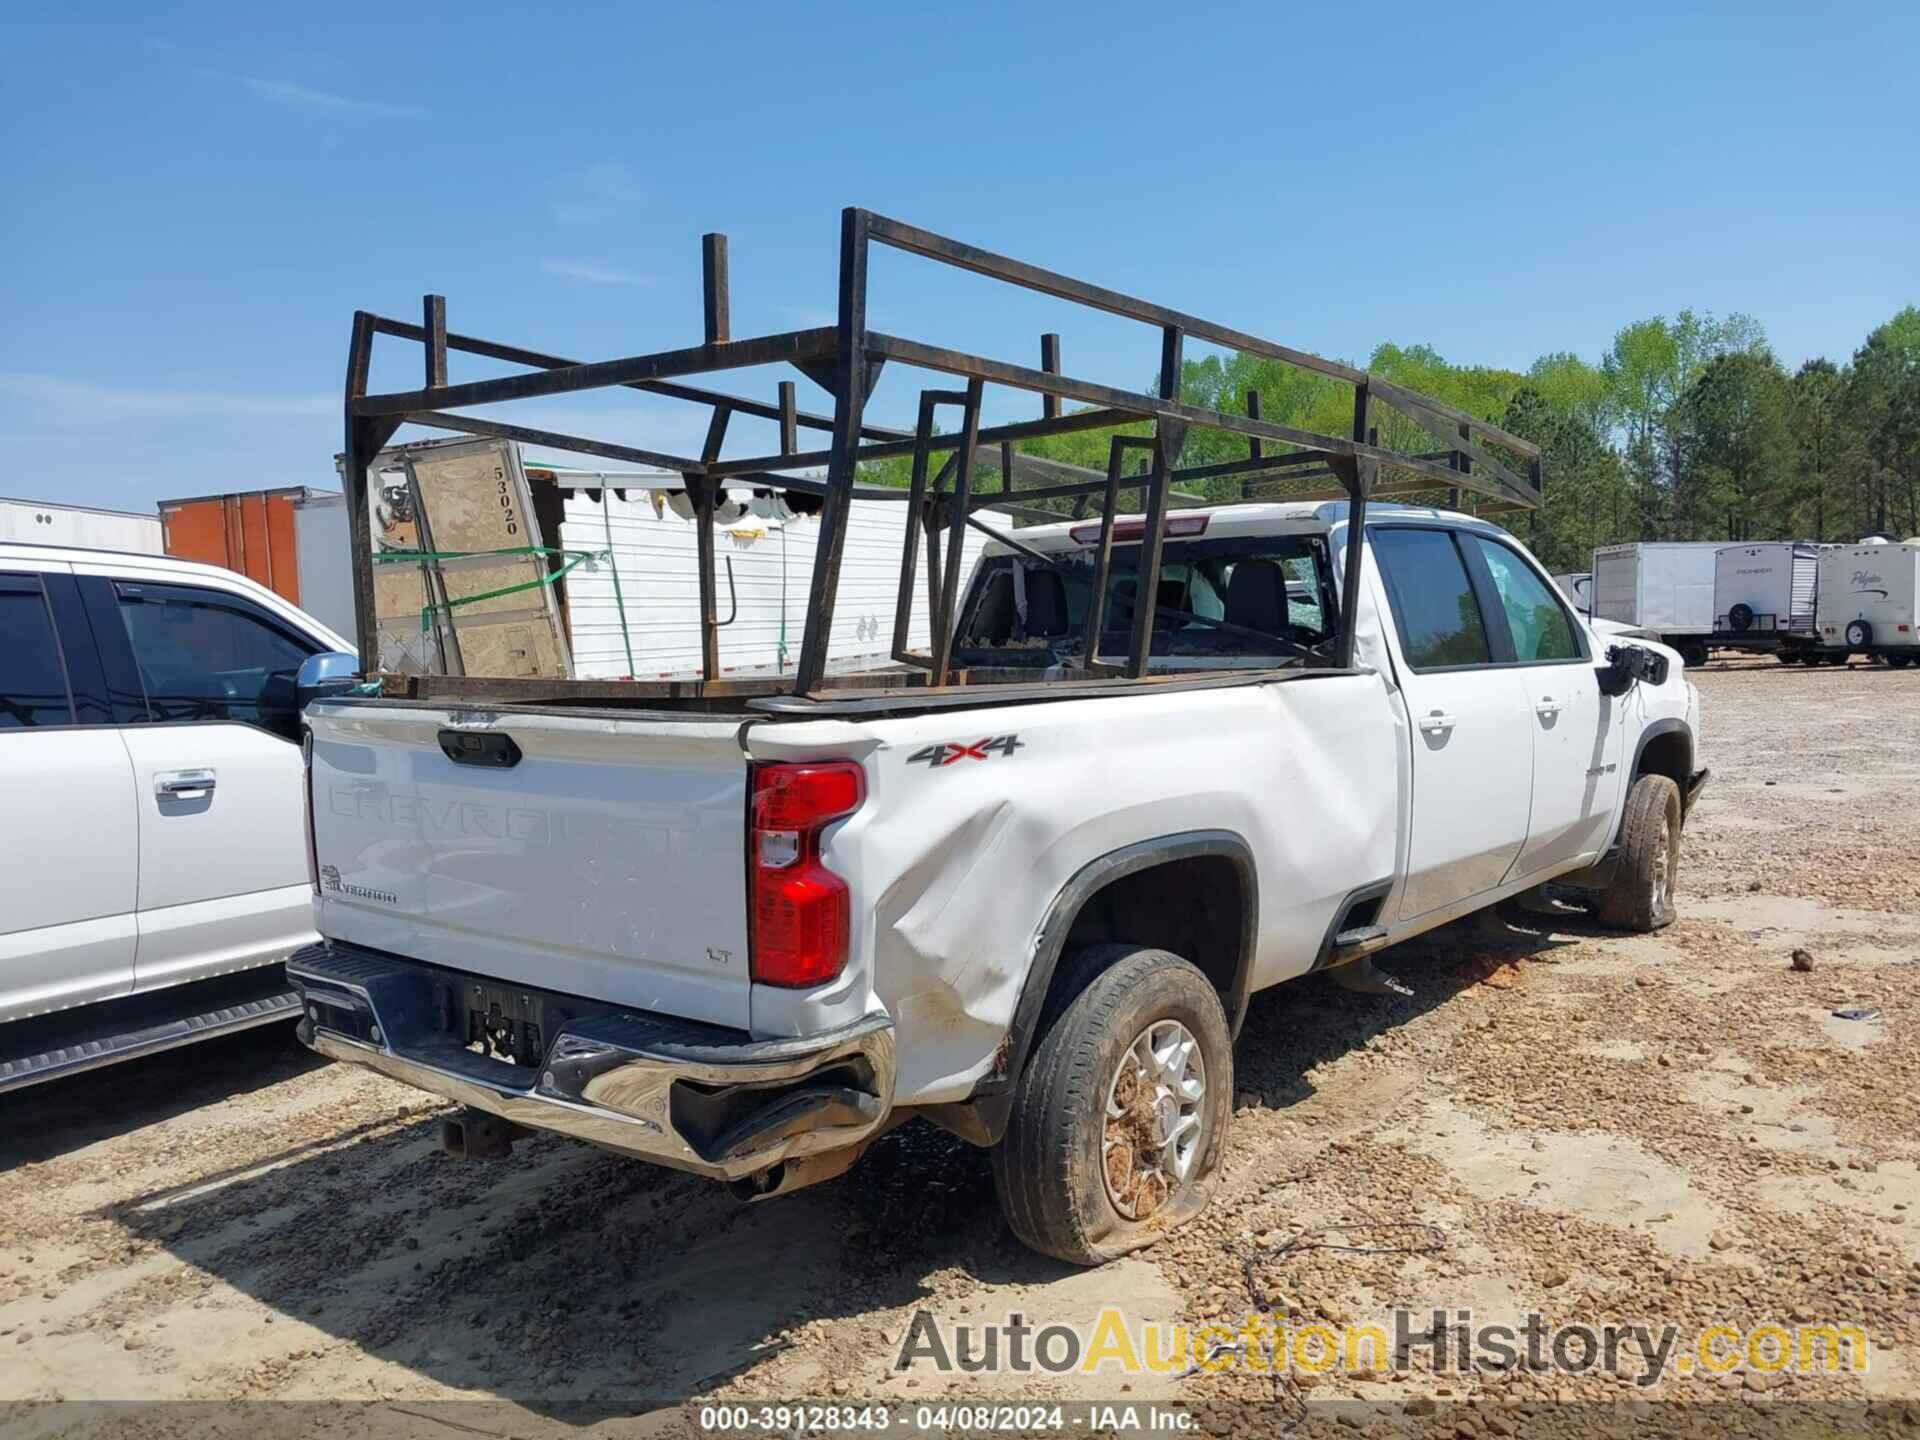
745 669 1400 1107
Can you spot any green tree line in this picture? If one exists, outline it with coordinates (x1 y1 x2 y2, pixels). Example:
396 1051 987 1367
862 304 1920 573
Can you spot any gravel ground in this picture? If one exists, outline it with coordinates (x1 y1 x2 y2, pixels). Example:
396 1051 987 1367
2 658 1917 1437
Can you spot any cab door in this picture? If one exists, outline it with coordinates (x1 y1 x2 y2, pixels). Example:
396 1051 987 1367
1369 527 1535 921
84 576 318 992
1462 536 1627 875
0 569 138 1022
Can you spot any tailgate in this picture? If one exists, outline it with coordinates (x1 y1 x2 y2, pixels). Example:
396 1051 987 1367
307 702 753 1029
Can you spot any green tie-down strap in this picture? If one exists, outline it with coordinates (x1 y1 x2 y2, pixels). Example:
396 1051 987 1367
371 545 628 651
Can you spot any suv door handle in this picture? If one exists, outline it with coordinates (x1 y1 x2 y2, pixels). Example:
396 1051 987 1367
156 769 216 799
1417 711 1457 733
1534 696 1561 717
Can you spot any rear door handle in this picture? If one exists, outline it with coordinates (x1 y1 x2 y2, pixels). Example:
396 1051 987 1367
1417 711 1457 733
1535 696 1561 717
156 769 216 799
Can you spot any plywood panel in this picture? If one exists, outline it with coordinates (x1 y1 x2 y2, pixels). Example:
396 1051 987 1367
365 439 569 678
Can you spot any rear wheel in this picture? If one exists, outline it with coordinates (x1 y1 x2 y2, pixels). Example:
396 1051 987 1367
1598 774 1682 933
992 945 1232 1266
1890 654 1914 669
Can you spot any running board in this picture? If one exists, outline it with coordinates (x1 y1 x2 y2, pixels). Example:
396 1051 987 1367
0 970 301 1095
1327 924 1390 966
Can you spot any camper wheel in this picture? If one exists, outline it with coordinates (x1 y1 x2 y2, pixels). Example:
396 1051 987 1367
1845 620 1873 649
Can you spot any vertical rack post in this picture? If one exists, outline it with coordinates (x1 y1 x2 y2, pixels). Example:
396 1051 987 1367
795 208 872 694
341 310 399 668
423 294 447 390
694 405 732 683
1040 333 1061 419
930 378 984 685
702 234 730 344
778 380 798 456
1080 435 1134 671
891 391 942 666
1337 382 1374 670
1241 388 1264 498
1126 326 1185 679
923 455 955 642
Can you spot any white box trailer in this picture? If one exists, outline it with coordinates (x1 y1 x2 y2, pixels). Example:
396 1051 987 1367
290 490 355 639
553 477 991 681
0 496 162 553
1590 542 1723 664
1813 541 1920 665
1711 542 1819 652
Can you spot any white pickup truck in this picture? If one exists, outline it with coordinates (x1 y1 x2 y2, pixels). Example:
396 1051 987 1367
292 498 1704 1264
0 543 359 1091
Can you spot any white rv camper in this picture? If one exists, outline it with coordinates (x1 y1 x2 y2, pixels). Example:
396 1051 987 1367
1813 541 1920 666
1590 542 1723 665
1551 570 1592 613
0 496 161 553
1711 542 1820 657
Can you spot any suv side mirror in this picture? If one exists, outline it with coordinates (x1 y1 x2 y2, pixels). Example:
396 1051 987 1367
296 651 361 709
1597 643 1668 697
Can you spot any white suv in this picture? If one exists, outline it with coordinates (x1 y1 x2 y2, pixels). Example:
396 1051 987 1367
0 542 355 1091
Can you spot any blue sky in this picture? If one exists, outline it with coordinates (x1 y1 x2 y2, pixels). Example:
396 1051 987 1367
2 2 1915 512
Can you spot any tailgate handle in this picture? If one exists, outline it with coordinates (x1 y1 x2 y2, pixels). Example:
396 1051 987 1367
438 730 523 768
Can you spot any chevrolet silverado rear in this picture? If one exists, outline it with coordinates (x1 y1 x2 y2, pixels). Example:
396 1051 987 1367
304 208 1707 1263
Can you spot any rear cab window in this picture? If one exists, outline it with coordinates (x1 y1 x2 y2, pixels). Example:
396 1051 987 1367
953 527 1340 669
0 573 74 728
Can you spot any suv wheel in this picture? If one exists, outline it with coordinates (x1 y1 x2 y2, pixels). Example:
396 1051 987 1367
991 945 1232 1266
1598 774 1682 932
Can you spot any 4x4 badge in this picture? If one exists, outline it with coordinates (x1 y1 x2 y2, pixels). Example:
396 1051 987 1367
907 734 1024 769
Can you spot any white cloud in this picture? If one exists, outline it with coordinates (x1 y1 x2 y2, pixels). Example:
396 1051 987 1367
0 373 335 423
540 259 654 287
196 70 424 118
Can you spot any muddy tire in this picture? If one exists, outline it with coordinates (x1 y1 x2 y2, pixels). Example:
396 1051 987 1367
1598 774 1682 932
991 945 1232 1266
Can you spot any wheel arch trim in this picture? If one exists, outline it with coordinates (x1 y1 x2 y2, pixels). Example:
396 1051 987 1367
948 830 1257 1146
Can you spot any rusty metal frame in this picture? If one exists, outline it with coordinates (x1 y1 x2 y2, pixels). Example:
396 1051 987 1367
341 206 1541 698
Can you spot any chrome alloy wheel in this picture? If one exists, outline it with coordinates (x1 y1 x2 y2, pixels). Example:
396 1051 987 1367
1103 1019 1206 1220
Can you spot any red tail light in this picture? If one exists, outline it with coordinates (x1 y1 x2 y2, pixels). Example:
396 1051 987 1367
749 761 864 988
1068 514 1209 545
302 729 320 896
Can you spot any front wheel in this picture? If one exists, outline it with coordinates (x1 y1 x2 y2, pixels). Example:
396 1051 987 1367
1598 773 1682 932
992 945 1232 1266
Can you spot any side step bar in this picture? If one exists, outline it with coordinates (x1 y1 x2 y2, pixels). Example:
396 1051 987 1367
0 970 301 1096
1327 924 1390 967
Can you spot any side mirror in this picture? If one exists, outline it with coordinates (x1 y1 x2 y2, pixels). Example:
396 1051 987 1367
296 651 361 710
1597 643 1668 697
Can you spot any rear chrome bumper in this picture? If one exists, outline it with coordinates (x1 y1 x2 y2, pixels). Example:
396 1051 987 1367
287 942 894 1181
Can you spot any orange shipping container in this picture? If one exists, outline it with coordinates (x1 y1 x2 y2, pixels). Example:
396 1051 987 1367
158 489 304 606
